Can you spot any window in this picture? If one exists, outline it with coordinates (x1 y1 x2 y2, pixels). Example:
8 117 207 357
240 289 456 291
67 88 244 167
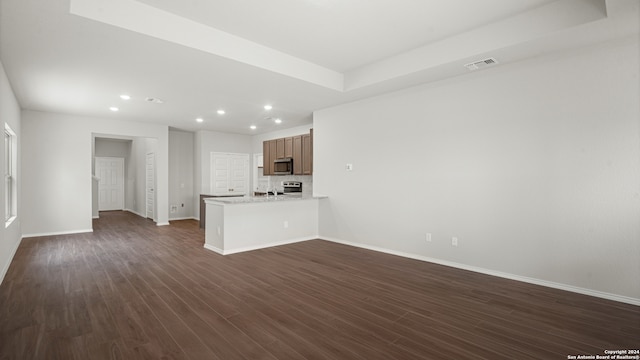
5 124 16 226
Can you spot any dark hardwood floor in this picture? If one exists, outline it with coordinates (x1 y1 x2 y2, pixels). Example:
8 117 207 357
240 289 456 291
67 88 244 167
0 211 638 359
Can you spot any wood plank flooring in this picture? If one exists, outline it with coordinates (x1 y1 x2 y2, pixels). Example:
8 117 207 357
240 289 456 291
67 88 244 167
1 211 638 359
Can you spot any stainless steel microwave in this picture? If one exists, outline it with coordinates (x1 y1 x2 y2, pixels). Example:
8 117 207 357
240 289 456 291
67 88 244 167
273 158 293 175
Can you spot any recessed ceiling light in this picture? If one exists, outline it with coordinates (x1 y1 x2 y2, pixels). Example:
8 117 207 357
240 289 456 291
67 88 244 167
264 105 272 111
250 125 257 130
120 94 131 100
109 107 119 112
196 118 204 123
274 118 282 124
217 109 225 115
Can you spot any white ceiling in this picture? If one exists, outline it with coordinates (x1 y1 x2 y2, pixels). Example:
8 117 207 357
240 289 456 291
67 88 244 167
0 0 638 135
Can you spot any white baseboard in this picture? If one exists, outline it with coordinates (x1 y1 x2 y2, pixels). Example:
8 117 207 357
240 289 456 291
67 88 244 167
321 237 640 306
169 216 198 221
203 243 224 255
0 236 23 285
92 215 99 219
203 236 317 256
22 228 93 238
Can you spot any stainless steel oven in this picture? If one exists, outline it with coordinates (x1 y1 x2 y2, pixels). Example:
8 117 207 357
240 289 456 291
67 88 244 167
282 181 302 194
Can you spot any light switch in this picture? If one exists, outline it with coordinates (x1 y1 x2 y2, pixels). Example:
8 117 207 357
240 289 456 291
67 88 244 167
345 163 353 171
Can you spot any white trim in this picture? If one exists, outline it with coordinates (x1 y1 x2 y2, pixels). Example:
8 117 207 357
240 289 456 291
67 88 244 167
0 235 22 285
204 236 316 256
321 237 640 306
156 222 170 226
22 228 94 238
92 215 99 219
145 152 156 221
169 216 198 221
4 124 17 225
5 216 16 228
203 243 224 255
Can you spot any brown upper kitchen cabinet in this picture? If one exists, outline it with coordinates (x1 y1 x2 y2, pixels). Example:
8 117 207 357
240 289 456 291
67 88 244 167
261 139 277 176
284 137 293 158
292 135 302 175
302 132 312 175
263 131 312 176
276 138 285 159
269 140 277 173
263 140 272 175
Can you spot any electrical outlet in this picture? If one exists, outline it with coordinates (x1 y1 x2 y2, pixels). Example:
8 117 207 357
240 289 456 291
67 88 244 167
425 233 432 242
170 205 177 213
345 163 353 171
284 221 289 228
452 237 458 247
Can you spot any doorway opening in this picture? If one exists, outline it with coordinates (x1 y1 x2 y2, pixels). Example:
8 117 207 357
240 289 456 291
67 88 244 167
92 135 158 222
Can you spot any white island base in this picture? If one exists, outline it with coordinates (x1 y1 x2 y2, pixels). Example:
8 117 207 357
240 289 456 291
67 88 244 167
203 196 322 255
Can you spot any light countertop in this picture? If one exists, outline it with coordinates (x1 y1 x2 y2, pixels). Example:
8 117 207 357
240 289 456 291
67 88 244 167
204 194 327 205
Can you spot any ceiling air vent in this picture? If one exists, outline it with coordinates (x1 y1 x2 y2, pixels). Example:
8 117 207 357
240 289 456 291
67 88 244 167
464 57 498 71
145 97 164 104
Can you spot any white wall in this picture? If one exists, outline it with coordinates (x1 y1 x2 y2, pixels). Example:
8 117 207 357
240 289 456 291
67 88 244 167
0 61 21 283
22 111 170 236
250 123 313 154
313 38 640 303
95 138 131 158
169 129 194 220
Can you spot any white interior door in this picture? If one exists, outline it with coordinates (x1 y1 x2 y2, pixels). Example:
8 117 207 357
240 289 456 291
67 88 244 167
146 153 155 220
211 152 249 195
229 154 249 195
212 154 230 195
96 157 124 211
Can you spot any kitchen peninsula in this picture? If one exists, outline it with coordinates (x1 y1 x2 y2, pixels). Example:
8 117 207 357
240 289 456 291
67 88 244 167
203 194 326 255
